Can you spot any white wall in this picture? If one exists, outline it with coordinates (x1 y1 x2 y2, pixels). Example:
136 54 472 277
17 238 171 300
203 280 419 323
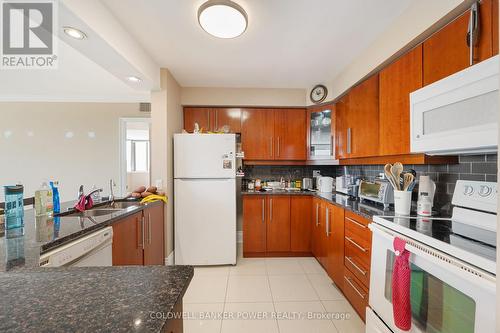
0 102 147 202
309 0 470 104
151 68 183 258
181 87 306 107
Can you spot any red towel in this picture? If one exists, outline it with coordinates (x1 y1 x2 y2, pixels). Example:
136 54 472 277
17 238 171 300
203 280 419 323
392 237 412 331
74 195 94 212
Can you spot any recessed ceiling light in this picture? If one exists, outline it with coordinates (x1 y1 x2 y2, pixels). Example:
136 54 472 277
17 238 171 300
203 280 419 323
127 76 142 83
198 0 248 39
63 26 87 40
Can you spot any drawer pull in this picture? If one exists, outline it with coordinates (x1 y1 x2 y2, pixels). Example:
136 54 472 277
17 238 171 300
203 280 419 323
346 217 366 229
346 256 367 276
344 276 365 299
345 236 367 253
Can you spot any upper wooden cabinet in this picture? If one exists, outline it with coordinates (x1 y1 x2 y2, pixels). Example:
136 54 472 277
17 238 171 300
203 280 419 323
183 108 242 133
493 0 498 55
242 108 307 161
423 0 494 85
336 75 379 159
307 104 336 161
379 45 423 156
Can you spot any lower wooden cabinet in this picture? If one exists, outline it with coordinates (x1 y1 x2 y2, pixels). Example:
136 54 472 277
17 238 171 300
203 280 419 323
243 195 267 254
266 196 291 252
112 203 165 266
290 196 312 252
327 204 345 288
343 268 369 322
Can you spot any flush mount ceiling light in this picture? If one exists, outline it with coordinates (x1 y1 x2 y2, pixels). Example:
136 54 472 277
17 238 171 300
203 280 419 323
127 76 142 83
198 0 248 39
63 26 87 40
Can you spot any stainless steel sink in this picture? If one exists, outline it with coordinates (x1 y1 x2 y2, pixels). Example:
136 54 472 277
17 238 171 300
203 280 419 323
97 201 140 209
68 209 121 217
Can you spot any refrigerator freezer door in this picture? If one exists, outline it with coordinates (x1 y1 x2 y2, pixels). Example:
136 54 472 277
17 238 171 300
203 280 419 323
174 178 236 265
174 134 236 179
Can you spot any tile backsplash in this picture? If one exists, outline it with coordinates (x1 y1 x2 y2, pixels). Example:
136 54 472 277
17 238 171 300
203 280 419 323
243 154 497 210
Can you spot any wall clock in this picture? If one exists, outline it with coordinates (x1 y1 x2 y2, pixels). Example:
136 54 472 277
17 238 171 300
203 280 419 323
310 84 328 104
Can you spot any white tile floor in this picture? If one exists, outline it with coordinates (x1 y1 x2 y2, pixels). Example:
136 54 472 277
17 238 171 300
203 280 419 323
183 252 365 333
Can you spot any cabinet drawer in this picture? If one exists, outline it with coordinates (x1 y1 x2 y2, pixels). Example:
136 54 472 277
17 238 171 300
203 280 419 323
344 237 371 270
345 215 371 241
344 253 370 288
343 269 369 322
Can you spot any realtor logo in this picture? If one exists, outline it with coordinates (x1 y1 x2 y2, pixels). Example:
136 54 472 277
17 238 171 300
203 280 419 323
1 0 58 69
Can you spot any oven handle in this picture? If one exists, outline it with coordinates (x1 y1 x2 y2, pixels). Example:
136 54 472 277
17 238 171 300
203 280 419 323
370 223 497 286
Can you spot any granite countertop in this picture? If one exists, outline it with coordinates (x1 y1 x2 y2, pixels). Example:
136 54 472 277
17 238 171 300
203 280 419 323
241 189 395 220
0 199 163 272
0 265 193 333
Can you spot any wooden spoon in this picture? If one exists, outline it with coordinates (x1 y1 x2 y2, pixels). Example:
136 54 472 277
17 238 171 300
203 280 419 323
391 162 404 190
403 173 414 191
384 164 398 190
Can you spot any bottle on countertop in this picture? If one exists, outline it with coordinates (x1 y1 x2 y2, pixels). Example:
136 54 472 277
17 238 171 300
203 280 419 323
49 181 60 214
3 184 24 229
417 192 432 216
255 179 261 191
35 181 53 217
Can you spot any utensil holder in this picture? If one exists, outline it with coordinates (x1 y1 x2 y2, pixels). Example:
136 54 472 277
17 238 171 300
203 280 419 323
394 190 412 215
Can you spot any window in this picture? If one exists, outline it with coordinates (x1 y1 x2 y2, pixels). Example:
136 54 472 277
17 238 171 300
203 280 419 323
126 140 150 172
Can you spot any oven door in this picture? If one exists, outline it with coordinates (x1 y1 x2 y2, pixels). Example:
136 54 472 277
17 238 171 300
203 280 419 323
369 223 496 333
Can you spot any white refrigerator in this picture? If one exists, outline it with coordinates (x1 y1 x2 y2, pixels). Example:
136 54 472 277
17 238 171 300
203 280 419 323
174 133 236 265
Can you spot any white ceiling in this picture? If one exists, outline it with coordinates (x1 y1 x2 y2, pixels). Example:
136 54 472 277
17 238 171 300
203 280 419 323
0 38 150 102
102 0 414 89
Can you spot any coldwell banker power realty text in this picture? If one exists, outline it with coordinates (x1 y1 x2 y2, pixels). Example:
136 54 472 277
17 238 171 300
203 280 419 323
1 0 58 69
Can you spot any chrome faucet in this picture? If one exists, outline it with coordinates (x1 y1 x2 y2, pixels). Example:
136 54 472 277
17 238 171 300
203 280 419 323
109 179 115 203
78 185 84 200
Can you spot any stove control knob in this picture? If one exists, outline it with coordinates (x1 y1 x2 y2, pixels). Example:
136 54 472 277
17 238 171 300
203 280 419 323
463 185 474 195
478 185 492 197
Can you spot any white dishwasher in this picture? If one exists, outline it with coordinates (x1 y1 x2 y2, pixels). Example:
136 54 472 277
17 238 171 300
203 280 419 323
39 227 113 267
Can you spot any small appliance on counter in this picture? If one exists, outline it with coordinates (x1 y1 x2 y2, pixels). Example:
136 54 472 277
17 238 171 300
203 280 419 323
317 176 333 193
301 178 313 190
358 179 394 208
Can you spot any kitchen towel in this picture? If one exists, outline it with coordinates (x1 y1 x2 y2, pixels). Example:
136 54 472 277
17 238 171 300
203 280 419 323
392 237 412 331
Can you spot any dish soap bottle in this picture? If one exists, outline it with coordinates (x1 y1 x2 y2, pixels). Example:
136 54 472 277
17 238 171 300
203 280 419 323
49 181 60 214
35 181 53 217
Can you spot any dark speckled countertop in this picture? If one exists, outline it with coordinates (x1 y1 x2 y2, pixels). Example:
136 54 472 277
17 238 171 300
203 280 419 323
0 265 193 333
0 199 163 272
242 189 395 220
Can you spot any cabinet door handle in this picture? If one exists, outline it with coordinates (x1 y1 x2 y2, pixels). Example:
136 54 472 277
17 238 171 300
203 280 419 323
270 138 273 158
346 256 367 276
277 137 280 157
136 217 141 249
345 236 367 252
207 110 211 131
316 203 319 226
148 213 152 245
467 2 479 66
325 208 330 236
344 276 366 299
330 135 334 156
269 198 273 222
215 110 218 130
347 128 352 154
142 216 145 249
261 199 265 223
346 217 366 229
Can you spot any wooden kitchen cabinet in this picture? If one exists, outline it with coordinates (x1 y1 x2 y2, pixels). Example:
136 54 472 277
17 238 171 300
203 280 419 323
241 109 275 160
311 198 322 260
336 75 379 159
274 109 307 160
243 195 267 254
143 203 165 265
184 107 242 133
266 196 291 252
379 45 423 156
423 0 494 86
184 107 211 133
242 108 307 161
112 212 144 265
327 204 345 289
493 0 498 55
307 104 336 161
312 199 329 269
290 196 312 252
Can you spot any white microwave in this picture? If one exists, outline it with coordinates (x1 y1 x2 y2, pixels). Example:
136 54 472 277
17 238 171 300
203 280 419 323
410 55 499 155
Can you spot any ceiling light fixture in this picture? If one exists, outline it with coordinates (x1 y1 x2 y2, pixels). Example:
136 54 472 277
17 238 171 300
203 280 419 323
198 0 248 39
127 76 142 83
63 26 87 40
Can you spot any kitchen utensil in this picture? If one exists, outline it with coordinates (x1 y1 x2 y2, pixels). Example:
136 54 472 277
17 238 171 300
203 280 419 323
403 173 414 191
391 163 404 190
384 164 399 190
